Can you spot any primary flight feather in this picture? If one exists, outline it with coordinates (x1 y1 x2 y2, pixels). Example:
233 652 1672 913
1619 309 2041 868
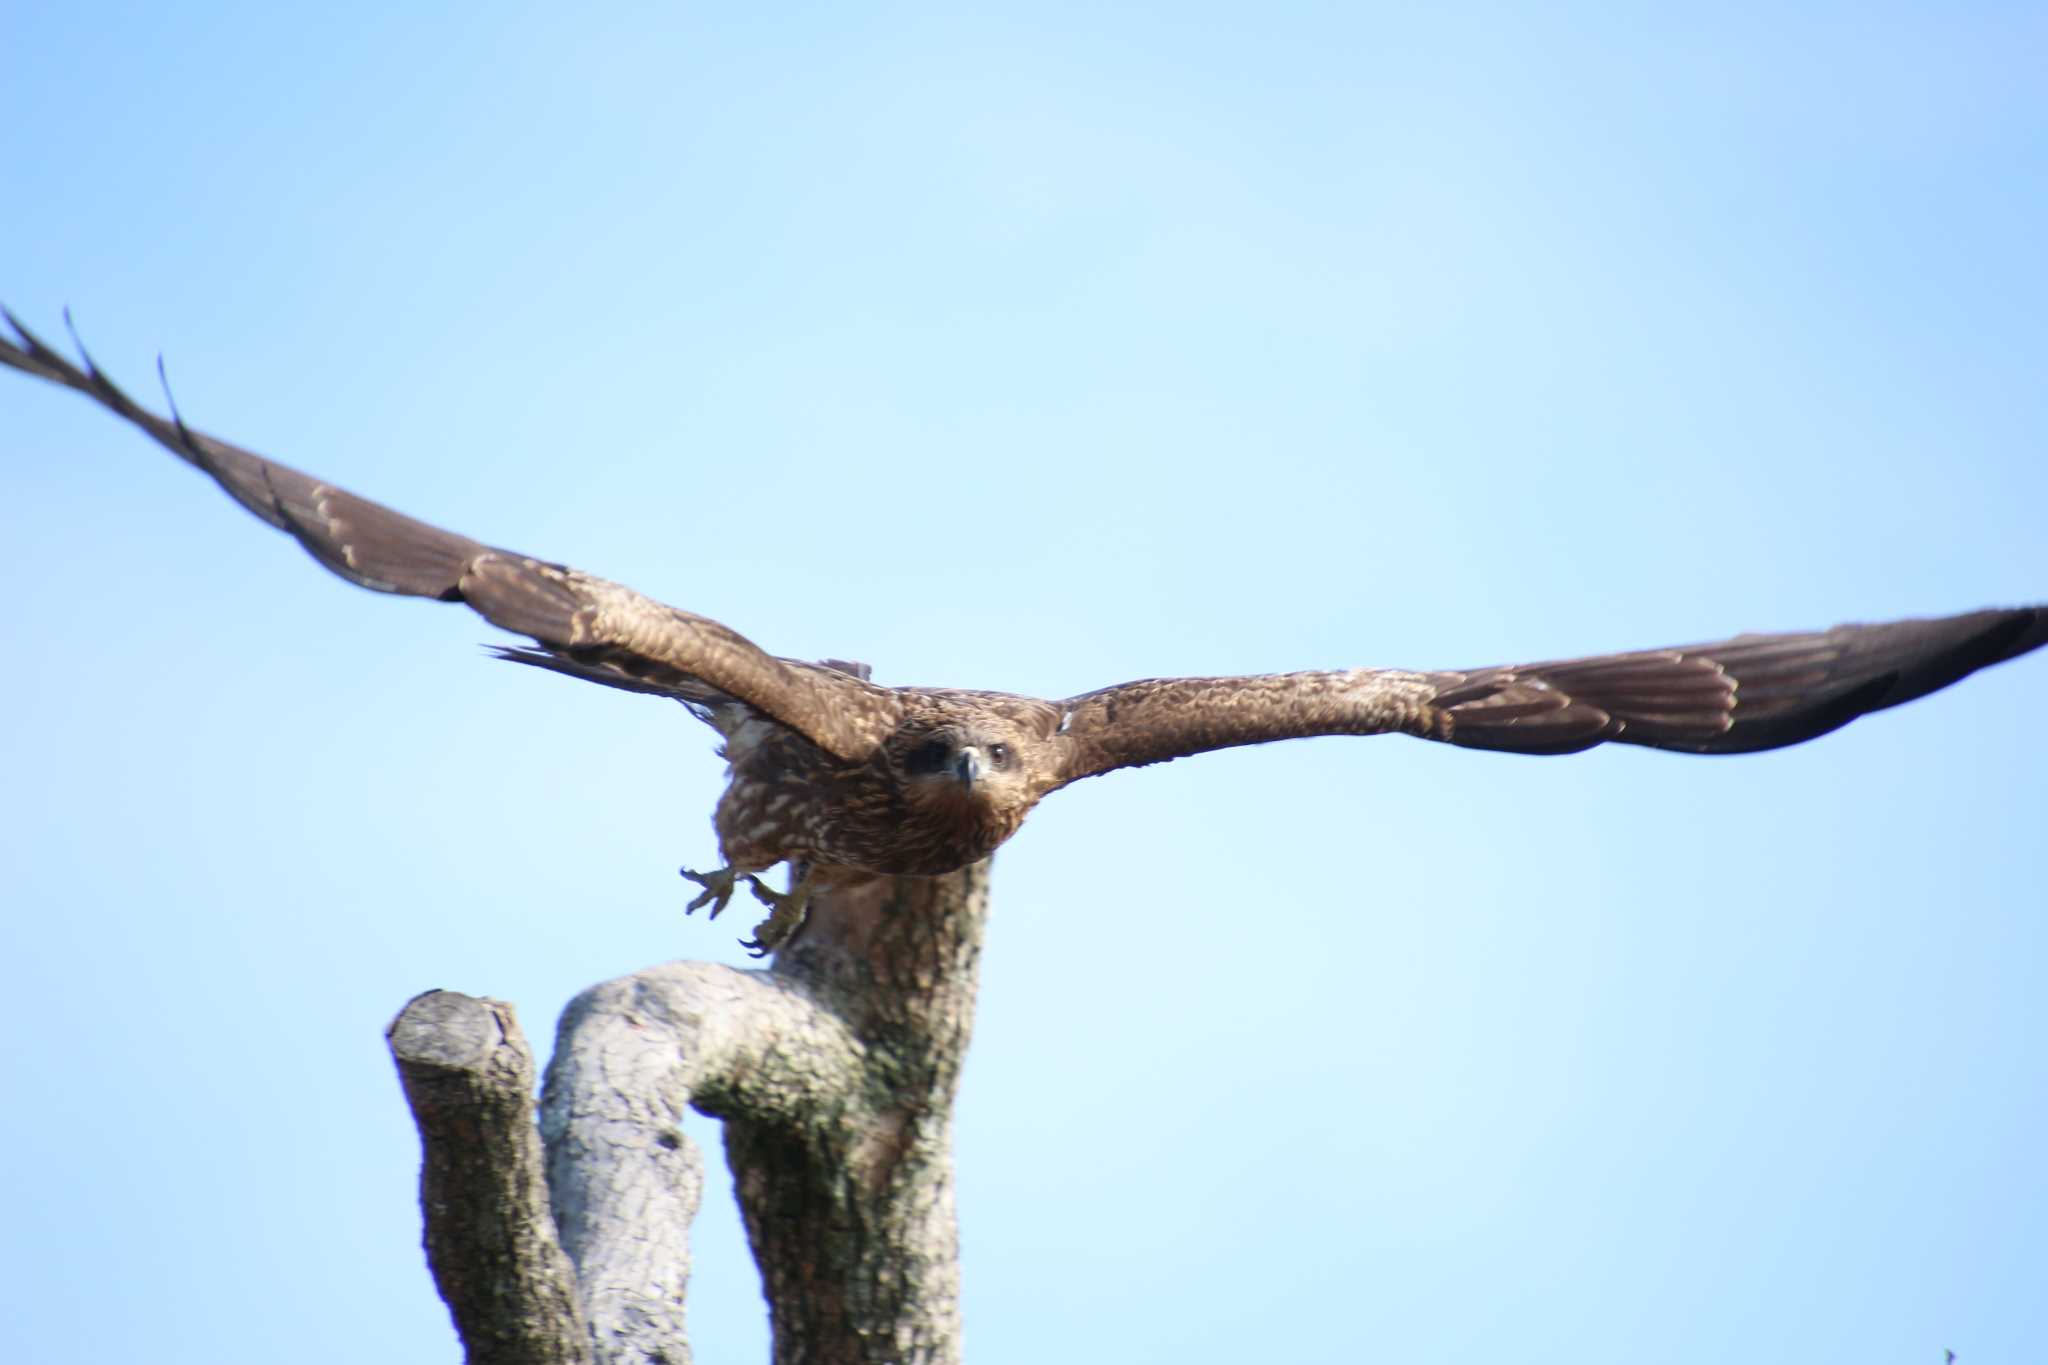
5 310 2042 952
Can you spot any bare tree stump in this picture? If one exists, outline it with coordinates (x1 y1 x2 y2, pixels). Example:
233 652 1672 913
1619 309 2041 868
388 992 592 1365
390 859 991 1365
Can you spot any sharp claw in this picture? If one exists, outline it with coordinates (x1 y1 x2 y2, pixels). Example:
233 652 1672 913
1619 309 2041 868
679 863 814 953
679 865 740 919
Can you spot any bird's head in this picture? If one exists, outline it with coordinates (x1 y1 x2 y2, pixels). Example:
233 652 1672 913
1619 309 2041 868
893 721 1039 821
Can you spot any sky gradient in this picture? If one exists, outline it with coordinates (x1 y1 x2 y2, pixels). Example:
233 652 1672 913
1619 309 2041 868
3 5 2044 1362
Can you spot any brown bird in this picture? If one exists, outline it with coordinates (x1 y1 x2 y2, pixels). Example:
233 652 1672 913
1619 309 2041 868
5 310 2044 953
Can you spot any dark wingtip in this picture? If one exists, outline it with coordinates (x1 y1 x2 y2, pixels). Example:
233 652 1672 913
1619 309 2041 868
57 307 126 406
155 351 198 450
59 306 95 376
1996 605 2048 664
0 306 69 373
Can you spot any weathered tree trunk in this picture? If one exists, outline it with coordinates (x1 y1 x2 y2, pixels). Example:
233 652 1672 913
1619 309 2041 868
389 993 594 1365
388 859 990 1365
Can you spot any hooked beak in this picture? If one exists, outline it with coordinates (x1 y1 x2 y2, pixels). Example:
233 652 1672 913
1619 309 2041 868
953 747 985 790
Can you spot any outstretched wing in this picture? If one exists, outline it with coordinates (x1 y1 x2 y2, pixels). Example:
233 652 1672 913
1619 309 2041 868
1053 609 2047 782
0 311 902 760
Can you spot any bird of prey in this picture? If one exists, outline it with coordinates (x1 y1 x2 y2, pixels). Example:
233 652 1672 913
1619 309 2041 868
5 310 2044 953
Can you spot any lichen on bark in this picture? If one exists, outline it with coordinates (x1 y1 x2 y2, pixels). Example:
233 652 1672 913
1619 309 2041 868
390 859 991 1365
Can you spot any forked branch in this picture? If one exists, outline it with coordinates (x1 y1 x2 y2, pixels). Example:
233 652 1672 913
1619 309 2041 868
390 862 991 1365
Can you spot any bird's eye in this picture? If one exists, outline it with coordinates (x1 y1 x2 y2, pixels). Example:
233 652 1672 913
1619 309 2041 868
906 739 951 774
989 742 1012 767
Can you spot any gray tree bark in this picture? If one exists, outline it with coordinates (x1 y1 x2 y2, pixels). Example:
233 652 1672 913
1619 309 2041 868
387 859 990 1365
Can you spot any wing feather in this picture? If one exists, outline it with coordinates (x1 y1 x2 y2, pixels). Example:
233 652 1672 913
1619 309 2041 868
1 311 902 761
1055 610 2047 780
1053 669 1442 782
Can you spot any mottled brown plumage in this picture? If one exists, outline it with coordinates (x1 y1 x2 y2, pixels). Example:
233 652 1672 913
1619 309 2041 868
6 310 2045 953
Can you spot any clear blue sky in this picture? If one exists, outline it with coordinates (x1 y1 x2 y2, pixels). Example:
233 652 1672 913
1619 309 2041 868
2 4 2042 1362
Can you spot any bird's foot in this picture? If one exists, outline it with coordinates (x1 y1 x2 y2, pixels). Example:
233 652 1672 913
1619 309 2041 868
679 863 766 920
739 874 815 959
